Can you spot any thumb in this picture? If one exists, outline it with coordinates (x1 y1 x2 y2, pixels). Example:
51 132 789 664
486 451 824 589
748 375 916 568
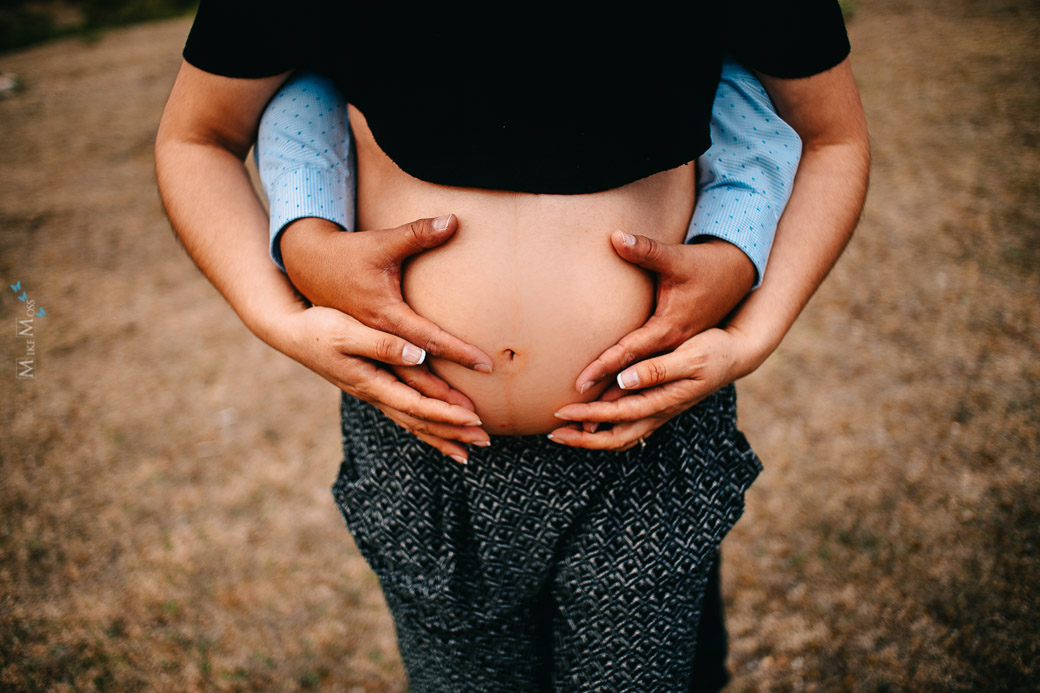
610 230 680 275
382 213 459 260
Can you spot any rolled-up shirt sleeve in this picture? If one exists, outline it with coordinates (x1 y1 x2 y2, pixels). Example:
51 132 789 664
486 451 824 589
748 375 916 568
256 72 355 271
258 61 800 286
685 56 802 287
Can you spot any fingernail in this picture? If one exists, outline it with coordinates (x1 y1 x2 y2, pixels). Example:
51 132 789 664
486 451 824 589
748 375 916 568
450 454 468 465
578 380 594 394
546 434 557 442
433 215 451 231
467 418 482 427
617 370 640 390
402 344 426 365
473 439 491 447
621 232 636 246
473 363 493 374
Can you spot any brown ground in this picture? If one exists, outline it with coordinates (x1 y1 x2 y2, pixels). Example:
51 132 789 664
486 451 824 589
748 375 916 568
1 0 1037 690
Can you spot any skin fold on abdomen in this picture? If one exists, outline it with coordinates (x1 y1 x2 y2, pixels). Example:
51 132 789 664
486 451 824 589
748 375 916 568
350 105 695 435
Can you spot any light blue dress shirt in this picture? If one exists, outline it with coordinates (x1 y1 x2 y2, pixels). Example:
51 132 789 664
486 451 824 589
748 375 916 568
257 57 800 287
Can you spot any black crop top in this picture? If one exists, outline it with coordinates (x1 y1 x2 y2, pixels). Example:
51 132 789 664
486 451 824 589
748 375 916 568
184 2 850 194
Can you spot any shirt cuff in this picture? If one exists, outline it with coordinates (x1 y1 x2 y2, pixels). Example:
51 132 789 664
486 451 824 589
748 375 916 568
267 168 354 270
686 58 802 287
686 184 776 287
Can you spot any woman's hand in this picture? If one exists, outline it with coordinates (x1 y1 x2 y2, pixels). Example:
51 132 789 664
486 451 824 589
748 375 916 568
553 231 756 450
550 326 762 450
554 58 871 451
279 213 496 463
573 231 754 394
155 63 494 464
277 305 490 461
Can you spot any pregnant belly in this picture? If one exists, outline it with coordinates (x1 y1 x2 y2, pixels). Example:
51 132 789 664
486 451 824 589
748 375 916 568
351 106 694 434
402 203 657 434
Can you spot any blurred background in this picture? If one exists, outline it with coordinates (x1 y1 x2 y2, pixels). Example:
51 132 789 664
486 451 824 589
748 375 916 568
1 0 1037 690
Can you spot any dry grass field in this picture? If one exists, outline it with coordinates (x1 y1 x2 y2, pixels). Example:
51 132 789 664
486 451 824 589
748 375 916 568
1 0 1038 690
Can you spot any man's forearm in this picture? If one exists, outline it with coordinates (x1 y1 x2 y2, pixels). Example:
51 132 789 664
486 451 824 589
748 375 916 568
687 56 802 286
258 63 798 286
256 72 354 271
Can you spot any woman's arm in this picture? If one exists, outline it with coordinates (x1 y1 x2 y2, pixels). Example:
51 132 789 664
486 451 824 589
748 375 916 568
154 62 487 440
256 62 797 402
256 74 493 379
551 58 870 449
572 56 802 393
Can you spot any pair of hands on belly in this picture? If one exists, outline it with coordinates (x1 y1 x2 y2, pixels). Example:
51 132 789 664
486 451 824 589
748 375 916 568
551 230 756 450
280 214 755 458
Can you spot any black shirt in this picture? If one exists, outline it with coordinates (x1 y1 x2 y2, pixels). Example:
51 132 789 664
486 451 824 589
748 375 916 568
184 2 850 194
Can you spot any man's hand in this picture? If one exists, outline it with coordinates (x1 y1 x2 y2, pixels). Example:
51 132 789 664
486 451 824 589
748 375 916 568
554 58 871 451
279 212 495 462
574 231 755 394
155 63 493 464
553 232 755 451
281 213 494 374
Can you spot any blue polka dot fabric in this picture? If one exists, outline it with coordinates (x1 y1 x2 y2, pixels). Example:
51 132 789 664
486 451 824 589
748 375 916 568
256 72 354 270
257 58 800 284
687 56 802 286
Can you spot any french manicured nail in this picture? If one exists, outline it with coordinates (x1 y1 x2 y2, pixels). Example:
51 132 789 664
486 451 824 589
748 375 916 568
546 434 557 442
578 380 594 394
473 439 491 447
621 232 637 246
467 418 482 427
433 215 452 231
450 454 468 465
617 370 639 390
474 363 493 374
402 344 426 365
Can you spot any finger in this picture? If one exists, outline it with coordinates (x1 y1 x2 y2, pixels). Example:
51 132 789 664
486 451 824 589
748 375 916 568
415 432 470 464
326 311 431 366
336 359 483 426
372 302 494 373
391 364 477 412
595 382 626 402
376 403 489 464
378 214 459 261
377 403 489 447
574 317 679 393
415 432 470 465
556 379 709 424
548 418 660 451
578 380 629 432
610 229 683 275
614 348 689 392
